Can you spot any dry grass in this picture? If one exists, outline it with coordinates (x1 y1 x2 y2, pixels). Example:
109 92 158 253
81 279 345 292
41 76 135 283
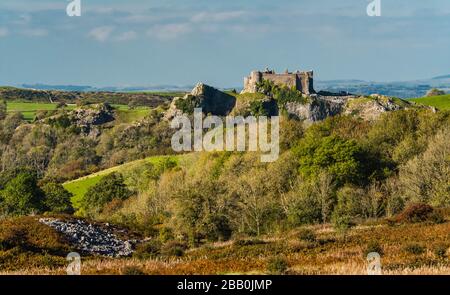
2 219 449 275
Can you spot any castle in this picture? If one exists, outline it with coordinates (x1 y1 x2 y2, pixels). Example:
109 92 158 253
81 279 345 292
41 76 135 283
242 68 315 95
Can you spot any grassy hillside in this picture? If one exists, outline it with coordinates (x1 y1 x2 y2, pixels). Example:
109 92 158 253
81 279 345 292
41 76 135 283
63 154 188 209
409 94 450 110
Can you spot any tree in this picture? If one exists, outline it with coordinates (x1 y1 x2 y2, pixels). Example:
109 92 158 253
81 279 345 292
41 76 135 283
295 135 367 186
82 172 132 216
41 182 74 214
1 172 45 215
399 128 450 207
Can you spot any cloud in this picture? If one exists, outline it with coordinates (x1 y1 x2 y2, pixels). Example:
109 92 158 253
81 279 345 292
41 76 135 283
191 11 245 23
147 23 192 40
0 27 9 37
21 28 48 37
114 30 138 42
88 26 114 42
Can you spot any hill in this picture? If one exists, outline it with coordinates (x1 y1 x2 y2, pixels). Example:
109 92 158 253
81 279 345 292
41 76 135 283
409 94 450 110
0 86 178 107
63 154 195 210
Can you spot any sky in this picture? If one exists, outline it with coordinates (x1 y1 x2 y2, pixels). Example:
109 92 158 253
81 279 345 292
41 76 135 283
0 0 449 88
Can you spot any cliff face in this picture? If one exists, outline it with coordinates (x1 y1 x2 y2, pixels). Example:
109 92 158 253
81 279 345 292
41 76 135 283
164 83 236 119
165 83 424 123
284 93 423 122
285 95 346 122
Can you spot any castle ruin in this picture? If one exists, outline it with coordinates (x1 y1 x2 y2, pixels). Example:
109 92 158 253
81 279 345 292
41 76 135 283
242 68 315 95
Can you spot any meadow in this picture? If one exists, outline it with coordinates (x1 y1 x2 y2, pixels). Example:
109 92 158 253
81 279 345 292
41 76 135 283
6 102 75 121
409 94 450 110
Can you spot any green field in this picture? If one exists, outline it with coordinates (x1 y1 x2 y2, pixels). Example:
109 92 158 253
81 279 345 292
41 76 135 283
5 101 151 122
409 94 450 110
6 102 76 121
63 155 184 210
111 104 152 123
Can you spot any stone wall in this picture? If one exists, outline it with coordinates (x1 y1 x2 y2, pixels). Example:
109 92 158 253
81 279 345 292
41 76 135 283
243 69 315 95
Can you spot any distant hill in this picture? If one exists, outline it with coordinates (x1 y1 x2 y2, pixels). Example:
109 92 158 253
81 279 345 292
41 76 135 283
0 86 179 107
316 75 450 98
432 74 450 80
21 83 194 93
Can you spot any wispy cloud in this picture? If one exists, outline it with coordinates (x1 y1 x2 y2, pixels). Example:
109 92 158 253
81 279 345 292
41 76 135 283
146 23 192 40
114 30 138 42
88 26 114 42
190 11 245 23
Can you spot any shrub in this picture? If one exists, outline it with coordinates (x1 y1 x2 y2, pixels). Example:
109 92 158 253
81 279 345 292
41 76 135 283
82 172 132 216
159 227 174 243
267 256 288 274
331 209 355 233
133 240 162 259
1 172 45 215
404 243 426 255
41 182 74 214
429 211 446 224
0 217 70 255
161 241 186 257
298 228 316 242
434 244 448 259
121 266 146 275
233 238 266 247
396 203 438 223
363 241 384 257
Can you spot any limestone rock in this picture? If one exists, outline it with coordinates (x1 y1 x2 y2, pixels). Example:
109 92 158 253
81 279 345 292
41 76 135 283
164 83 236 119
284 94 349 122
39 218 136 257
70 103 114 136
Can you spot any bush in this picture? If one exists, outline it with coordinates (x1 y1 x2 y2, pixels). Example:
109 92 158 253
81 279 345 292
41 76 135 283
161 241 186 257
121 266 146 275
82 172 132 216
396 203 440 223
298 228 316 242
363 241 384 257
233 238 266 247
404 243 426 255
267 256 288 274
0 217 70 255
1 172 45 215
41 182 74 214
434 244 448 259
133 240 162 259
159 227 174 243
331 209 355 233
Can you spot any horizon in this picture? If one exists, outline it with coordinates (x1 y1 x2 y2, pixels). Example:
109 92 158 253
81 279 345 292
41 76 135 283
1 0 450 87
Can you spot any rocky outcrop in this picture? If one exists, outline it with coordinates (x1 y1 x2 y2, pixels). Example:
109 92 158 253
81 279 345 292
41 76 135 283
39 218 136 257
70 103 114 136
285 94 349 122
285 93 417 122
164 83 236 119
343 94 405 120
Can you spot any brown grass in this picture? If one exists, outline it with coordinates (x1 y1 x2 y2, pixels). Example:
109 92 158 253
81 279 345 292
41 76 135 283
2 219 449 275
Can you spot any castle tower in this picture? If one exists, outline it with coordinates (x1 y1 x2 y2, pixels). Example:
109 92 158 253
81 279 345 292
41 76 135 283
242 69 315 95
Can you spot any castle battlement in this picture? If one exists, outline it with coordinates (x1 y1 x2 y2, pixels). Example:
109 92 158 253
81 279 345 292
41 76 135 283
242 68 315 95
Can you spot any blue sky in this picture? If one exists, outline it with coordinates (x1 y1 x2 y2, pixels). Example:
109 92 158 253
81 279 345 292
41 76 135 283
0 0 449 87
